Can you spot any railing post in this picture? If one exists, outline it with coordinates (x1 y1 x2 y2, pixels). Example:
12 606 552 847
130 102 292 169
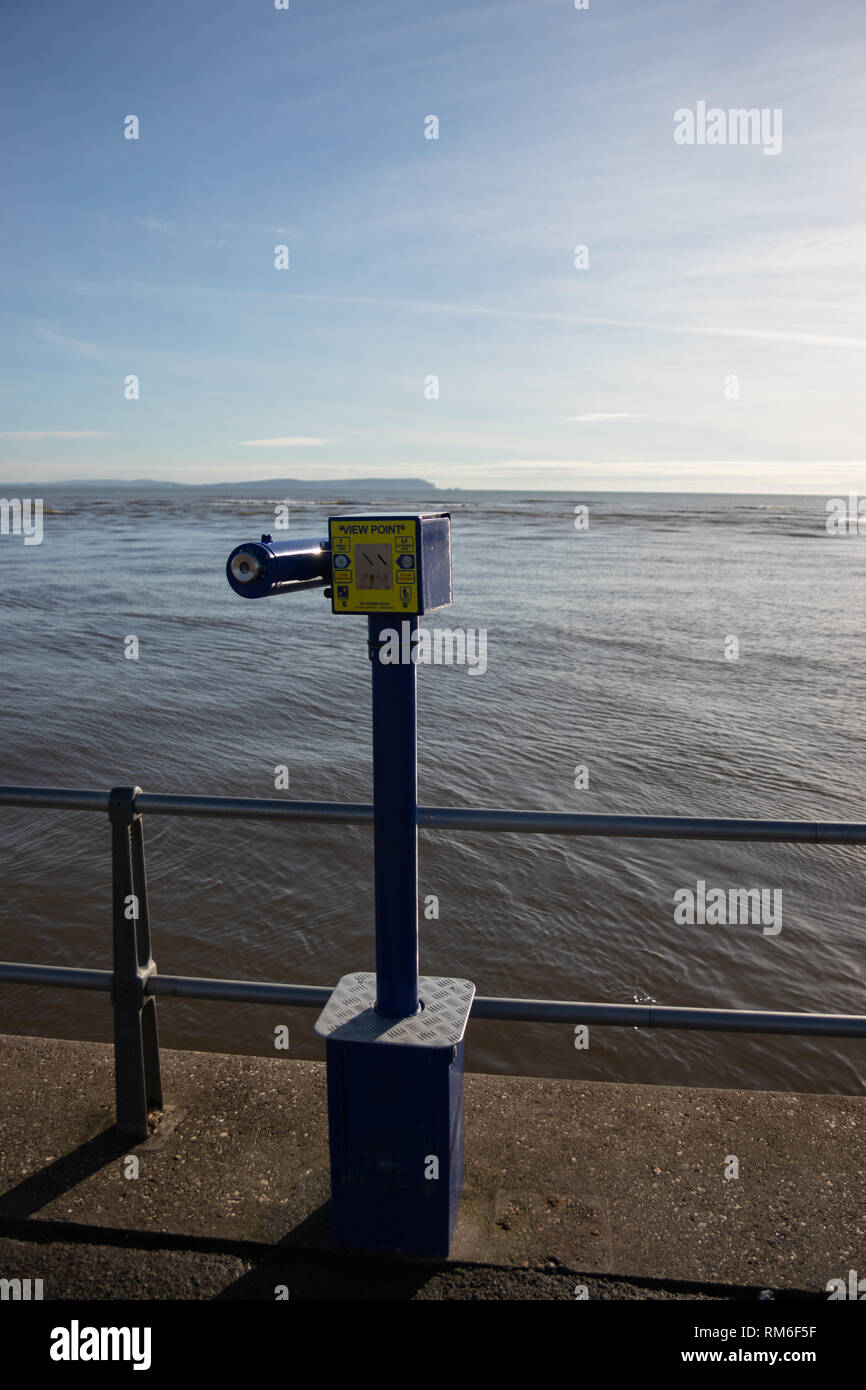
108 786 162 1140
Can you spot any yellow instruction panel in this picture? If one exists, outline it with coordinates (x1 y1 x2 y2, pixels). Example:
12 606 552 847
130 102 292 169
328 515 420 614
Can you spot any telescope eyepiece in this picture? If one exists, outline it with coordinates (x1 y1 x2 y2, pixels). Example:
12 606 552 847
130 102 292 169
230 549 264 585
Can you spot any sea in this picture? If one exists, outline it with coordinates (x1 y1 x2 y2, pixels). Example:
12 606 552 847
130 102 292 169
1 485 865 1095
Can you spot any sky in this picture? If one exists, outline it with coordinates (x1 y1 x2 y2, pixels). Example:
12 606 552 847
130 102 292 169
0 0 864 492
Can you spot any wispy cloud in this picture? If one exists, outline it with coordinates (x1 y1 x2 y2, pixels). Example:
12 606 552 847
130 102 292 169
247 223 294 236
60 281 866 352
0 430 105 440
137 217 176 232
566 413 634 422
239 436 340 447
222 222 294 236
30 326 104 358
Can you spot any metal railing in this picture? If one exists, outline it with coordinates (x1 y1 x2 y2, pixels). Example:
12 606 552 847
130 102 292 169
2 782 866 1140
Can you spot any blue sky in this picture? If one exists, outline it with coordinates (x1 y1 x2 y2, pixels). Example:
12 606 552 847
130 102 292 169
1 0 864 491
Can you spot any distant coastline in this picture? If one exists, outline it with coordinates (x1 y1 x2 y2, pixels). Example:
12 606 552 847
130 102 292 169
0 476 440 496
0 477 832 499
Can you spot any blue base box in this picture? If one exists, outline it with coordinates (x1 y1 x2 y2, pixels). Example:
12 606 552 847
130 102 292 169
315 972 475 1258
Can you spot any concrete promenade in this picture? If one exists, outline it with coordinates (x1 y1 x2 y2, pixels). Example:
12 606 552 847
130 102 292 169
0 1033 861 1300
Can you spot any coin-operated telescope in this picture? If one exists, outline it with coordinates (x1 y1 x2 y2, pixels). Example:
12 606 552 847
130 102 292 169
226 513 452 615
226 513 473 1258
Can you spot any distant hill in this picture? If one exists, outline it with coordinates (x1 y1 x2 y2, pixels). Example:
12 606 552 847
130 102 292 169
0 477 438 496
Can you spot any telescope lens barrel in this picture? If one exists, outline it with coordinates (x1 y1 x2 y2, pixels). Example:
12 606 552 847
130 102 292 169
226 535 331 598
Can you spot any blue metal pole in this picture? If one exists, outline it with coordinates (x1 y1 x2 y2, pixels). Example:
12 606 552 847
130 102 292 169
368 614 419 1018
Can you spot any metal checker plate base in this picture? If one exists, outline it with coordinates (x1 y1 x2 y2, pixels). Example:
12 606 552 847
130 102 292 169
315 972 475 1047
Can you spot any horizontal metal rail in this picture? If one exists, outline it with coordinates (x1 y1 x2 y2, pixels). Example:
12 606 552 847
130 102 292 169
2 962 865 1038
3 785 866 843
0 786 374 824
419 807 866 844
3 781 866 1137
